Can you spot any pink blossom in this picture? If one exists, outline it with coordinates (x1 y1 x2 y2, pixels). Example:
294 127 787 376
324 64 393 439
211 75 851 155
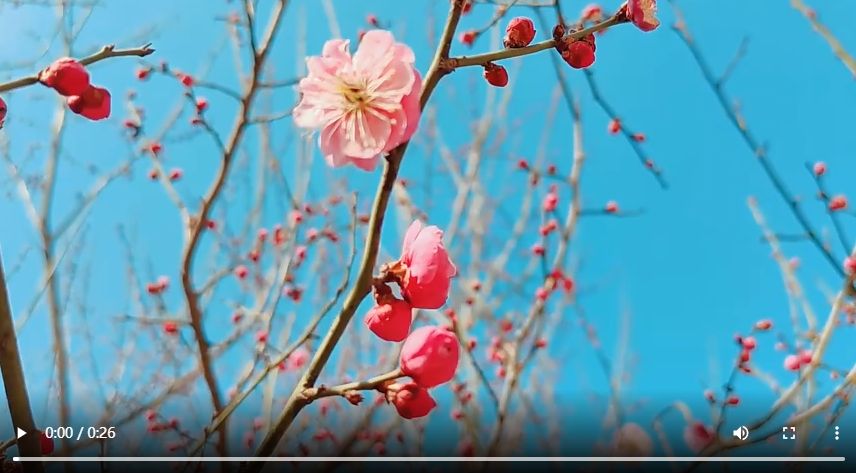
683 422 715 453
364 298 413 342
626 0 659 32
542 192 558 212
611 423 654 456
293 30 422 171
287 347 310 370
399 220 456 309
0 95 6 129
581 4 604 22
400 325 460 388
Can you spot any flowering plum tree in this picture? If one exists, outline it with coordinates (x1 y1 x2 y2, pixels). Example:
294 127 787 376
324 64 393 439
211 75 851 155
0 0 853 472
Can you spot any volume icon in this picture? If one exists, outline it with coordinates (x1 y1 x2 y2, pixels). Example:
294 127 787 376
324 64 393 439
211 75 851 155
835 426 839 441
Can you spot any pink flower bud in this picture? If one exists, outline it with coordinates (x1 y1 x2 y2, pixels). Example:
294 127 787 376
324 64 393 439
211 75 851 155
295 245 308 259
754 319 772 331
364 298 413 342
784 354 801 371
459 30 477 46
400 325 460 388
542 192 558 212
625 0 660 32
286 347 310 370
343 390 364 406
581 4 604 22
399 221 457 309
845 257 856 274
289 209 304 225
829 195 847 211
388 381 437 419
605 200 619 213
39 58 91 97
195 96 208 113
179 73 194 87
0 95 6 128
162 321 178 334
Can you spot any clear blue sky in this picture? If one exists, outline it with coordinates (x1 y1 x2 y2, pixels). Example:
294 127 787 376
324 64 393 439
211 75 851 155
0 0 852 459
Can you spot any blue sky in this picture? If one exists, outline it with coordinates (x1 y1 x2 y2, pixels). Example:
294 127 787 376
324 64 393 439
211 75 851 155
0 0 853 460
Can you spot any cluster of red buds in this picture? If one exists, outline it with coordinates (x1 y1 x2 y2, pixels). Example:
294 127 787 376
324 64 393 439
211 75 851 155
552 24 596 69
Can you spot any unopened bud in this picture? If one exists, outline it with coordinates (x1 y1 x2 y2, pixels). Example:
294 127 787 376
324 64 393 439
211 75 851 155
343 390 364 406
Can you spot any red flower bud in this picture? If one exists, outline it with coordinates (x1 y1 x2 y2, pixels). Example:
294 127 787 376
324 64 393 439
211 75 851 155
39 58 91 97
0 95 6 129
504 17 536 48
459 30 477 46
483 63 509 88
387 381 437 419
563 40 595 69
67 86 111 121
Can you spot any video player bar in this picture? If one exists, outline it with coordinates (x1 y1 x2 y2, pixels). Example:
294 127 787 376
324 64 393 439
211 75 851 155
12 457 848 462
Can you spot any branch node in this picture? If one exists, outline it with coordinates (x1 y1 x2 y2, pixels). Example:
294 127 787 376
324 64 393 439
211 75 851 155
438 58 458 74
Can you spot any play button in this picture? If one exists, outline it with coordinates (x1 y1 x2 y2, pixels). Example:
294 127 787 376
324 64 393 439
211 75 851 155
16 428 26 439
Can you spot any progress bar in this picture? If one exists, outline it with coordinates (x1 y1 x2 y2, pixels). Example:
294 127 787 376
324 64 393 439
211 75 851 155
12 457 847 462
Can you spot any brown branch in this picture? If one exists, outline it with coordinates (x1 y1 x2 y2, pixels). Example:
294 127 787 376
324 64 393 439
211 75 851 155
466 0 523 44
0 44 155 93
177 0 292 459
803 163 850 255
790 0 856 79
580 69 668 188
181 193 360 465
0 251 44 473
666 0 845 278
245 1 470 468
450 15 622 68
0 43 155 464
303 368 404 400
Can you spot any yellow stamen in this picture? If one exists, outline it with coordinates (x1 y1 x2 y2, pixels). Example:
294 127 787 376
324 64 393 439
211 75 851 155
339 81 371 112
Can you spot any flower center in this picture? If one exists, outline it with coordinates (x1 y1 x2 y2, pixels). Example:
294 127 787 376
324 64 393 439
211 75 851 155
338 79 372 112
345 87 366 103
641 0 657 18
